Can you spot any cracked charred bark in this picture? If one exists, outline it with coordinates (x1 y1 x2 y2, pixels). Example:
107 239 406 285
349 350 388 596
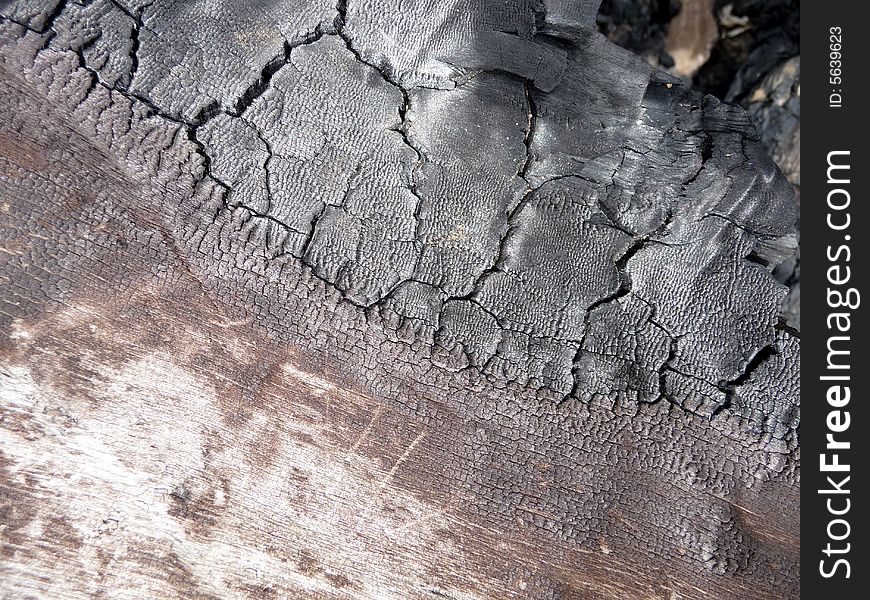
0 1 798 599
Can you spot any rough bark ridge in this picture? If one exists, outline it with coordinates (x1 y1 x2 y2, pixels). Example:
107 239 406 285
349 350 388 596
1 1 798 598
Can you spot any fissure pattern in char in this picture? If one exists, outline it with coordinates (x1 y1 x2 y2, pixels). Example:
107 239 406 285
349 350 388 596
0 2 801 594
0 0 799 441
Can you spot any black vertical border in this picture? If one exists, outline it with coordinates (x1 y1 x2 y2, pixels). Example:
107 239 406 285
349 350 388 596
802 1 868 596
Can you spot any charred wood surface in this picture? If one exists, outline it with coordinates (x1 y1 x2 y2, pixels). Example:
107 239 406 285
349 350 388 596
0 1 798 598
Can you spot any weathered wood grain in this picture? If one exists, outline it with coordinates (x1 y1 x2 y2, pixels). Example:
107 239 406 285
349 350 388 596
1 1 798 598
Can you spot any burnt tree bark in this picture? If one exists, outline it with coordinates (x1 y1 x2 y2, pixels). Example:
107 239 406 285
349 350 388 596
0 1 798 598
